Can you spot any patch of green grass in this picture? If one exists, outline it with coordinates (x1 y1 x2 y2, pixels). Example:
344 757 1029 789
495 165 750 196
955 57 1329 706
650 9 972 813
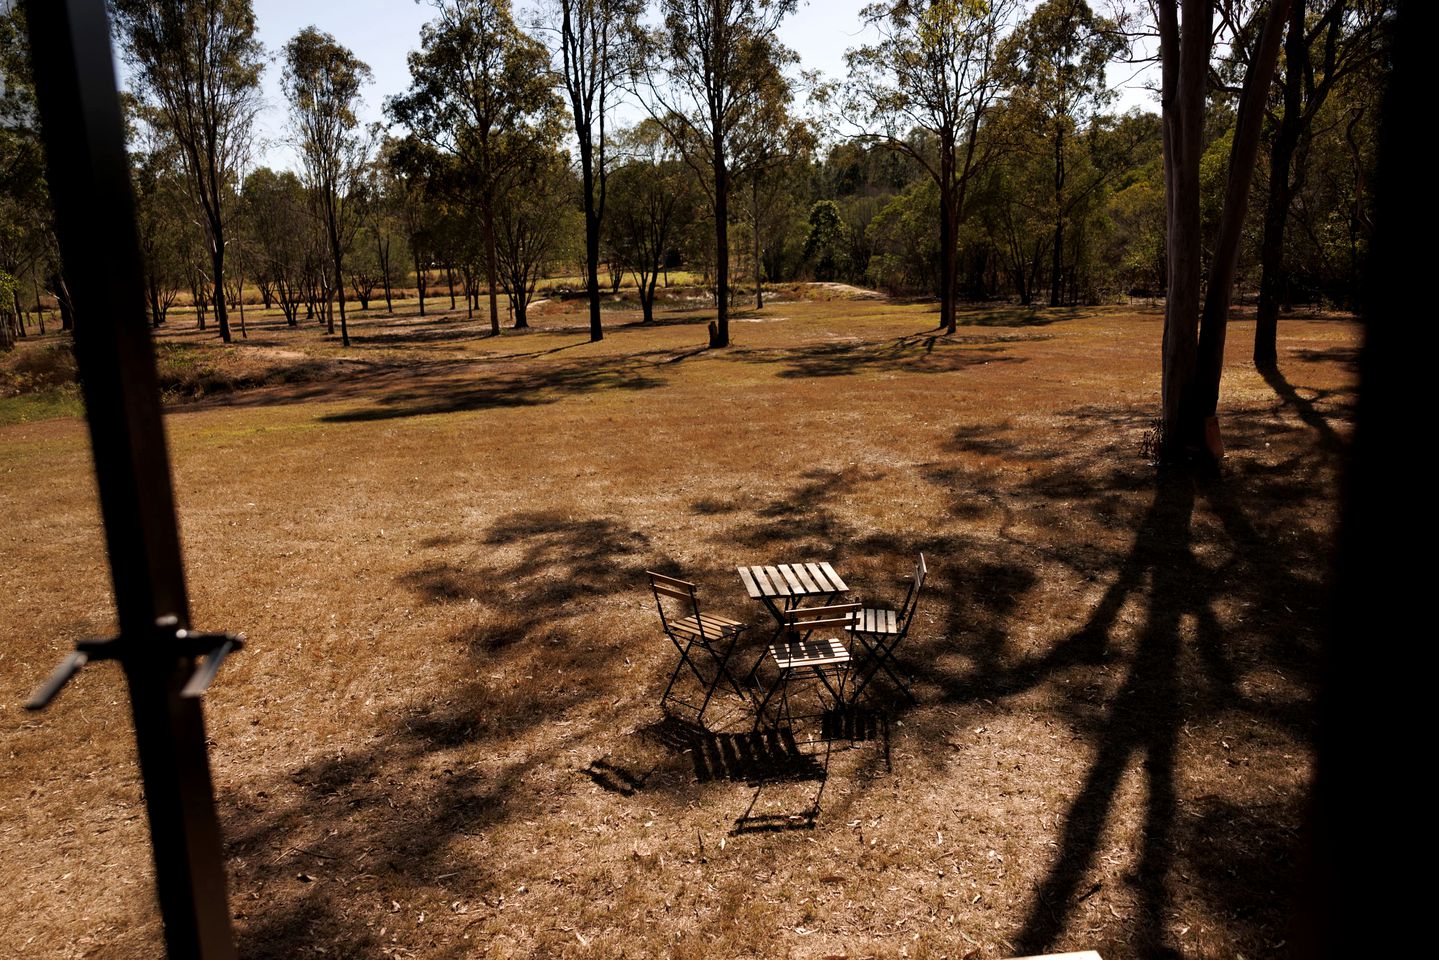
0 385 84 424
1 340 83 422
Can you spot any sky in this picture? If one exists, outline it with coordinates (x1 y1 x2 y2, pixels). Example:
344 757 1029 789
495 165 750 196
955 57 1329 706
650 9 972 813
131 0 1159 173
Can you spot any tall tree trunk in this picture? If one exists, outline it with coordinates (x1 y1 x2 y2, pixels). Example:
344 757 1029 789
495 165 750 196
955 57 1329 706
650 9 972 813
1158 0 1209 460
148 274 162 328
643 269 657 323
209 241 231 343
415 251 426 317
1049 123 1066 308
333 266 348 345
333 233 349 348
380 237 393 313
33 277 46 334
711 132 730 347
55 273 75 331
1255 0 1306 369
1192 0 1291 434
938 185 957 334
484 200 501 336
581 139 603 342
752 176 764 310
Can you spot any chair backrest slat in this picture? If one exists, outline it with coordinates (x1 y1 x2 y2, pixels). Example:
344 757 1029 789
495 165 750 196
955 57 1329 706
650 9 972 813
784 602 860 621
784 602 859 634
652 583 696 603
647 570 703 638
899 552 928 628
648 571 696 591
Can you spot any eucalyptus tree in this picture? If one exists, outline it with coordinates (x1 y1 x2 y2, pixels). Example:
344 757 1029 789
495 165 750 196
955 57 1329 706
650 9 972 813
242 167 310 325
1253 0 1389 367
606 124 697 323
539 0 635 342
112 0 263 344
1002 0 1124 307
628 0 798 347
1155 0 1291 463
389 0 562 337
0 4 49 347
282 27 372 347
383 137 438 317
845 0 1017 334
731 62 814 308
494 151 575 328
357 155 408 314
131 131 190 327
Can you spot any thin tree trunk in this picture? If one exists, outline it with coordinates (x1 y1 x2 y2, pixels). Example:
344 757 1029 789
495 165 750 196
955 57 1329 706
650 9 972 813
582 142 603 342
1255 0 1306 369
484 199 501 336
1158 0 1208 459
1192 0 1291 430
643 267 658 323
1049 124 1065 308
938 181 956 334
210 241 231 343
752 176 763 310
415 252 426 316
333 235 348 348
148 274 162 328
712 138 730 347
33 277 45 334
55 273 75 330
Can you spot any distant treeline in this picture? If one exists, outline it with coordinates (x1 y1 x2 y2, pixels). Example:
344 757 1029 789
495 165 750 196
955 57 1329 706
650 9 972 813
0 0 1390 353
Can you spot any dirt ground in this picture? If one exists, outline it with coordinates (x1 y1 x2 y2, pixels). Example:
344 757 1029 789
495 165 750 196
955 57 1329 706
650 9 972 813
0 291 1357 959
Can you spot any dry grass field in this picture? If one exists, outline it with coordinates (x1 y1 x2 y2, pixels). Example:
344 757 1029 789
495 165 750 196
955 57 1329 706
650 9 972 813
0 287 1357 959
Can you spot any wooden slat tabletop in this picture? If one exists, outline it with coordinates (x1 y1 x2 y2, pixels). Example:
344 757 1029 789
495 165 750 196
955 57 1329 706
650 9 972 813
762 566 792 596
804 562 834 592
819 562 848 592
738 563 850 600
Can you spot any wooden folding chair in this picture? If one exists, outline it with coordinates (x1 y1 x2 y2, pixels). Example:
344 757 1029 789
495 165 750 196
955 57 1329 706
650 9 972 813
647 571 748 723
847 553 927 704
752 602 860 732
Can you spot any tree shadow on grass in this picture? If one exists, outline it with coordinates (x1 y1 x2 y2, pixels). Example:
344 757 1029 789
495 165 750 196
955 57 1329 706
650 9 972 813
730 329 1040 380
219 388 1337 957
223 508 665 958
1260 362 1353 457
925 412 1329 956
316 353 676 423
955 306 1093 327
690 403 1332 957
